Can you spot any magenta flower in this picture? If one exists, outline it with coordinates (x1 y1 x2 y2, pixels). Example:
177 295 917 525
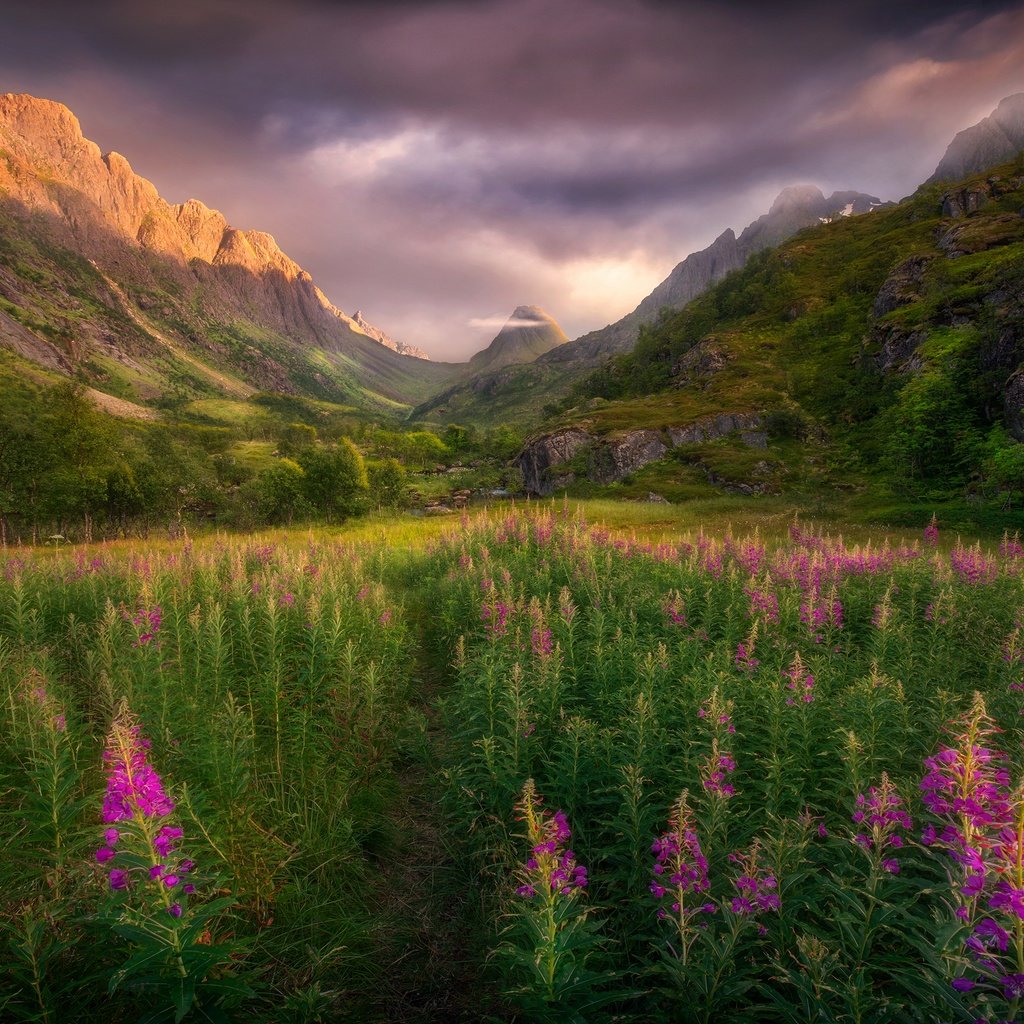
651 793 715 964
515 783 587 899
531 627 554 659
744 585 779 625
852 775 912 873
784 653 815 705
701 743 737 800
727 843 780 919
101 720 175 824
94 706 201 923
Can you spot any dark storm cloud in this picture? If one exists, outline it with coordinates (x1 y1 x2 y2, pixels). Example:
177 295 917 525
0 0 1023 356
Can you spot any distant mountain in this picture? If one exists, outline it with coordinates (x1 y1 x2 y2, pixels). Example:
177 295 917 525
466 306 568 374
350 309 430 360
542 186 882 366
0 93 458 412
929 93 1024 183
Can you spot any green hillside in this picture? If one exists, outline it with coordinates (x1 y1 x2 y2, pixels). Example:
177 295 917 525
525 156 1024 524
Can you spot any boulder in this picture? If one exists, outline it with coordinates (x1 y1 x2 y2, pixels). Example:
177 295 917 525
517 427 595 496
872 255 930 317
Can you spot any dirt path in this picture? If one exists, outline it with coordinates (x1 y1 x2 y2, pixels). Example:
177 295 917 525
368 580 507 1023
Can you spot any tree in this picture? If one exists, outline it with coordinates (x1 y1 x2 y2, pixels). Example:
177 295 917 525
277 422 317 459
368 458 407 510
298 440 369 520
403 431 449 469
246 459 307 524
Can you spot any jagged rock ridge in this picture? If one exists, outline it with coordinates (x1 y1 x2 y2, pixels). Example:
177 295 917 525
542 186 882 366
350 309 429 360
0 93 454 407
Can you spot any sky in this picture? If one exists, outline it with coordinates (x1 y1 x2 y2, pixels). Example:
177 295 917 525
1 0 1023 360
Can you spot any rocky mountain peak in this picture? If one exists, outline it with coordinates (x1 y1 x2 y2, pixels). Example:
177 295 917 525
769 184 826 215
930 92 1024 183
0 92 428 369
510 304 548 321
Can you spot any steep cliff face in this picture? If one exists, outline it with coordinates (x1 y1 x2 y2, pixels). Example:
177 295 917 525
930 93 1024 183
0 93 453 407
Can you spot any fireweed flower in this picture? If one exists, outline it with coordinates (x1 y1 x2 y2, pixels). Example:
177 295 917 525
784 653 815 705
20 671 68 733
920 694 1011 905
924 514 940 547
871 586 895 630
799 586 843 644
481 598 511 639
950 543 999 586
727 842 780 926
734 623 760 674
663 590 688 627
951 785 1024 1014
698 689 736 736
999 532 1023 560
851 774 913 874
651 792 713 963
531 627 554 659
514 781 587 900
95 705 197 916
701 740 737 800
744 583 779 625
127 606 163 647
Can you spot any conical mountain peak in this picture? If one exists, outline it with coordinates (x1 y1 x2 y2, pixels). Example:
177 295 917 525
467 306 568 373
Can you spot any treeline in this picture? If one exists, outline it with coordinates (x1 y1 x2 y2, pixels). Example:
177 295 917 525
0 382 524 544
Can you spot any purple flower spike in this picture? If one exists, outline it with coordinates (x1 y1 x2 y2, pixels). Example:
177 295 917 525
514 781 587 902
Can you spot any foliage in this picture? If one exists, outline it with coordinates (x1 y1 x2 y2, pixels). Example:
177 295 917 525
297 440 369 520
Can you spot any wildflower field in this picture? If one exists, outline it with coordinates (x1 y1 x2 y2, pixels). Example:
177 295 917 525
2 505 1024 1022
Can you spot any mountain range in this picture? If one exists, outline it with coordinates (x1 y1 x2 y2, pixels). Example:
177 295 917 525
0 88 1022 520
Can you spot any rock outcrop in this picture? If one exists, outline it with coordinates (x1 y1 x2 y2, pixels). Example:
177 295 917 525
516 428 594 494
929 93 1024 183
517 413 766 495
671 338 729 387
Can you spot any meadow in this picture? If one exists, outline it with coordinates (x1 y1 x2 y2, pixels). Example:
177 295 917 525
1 502 1023 1022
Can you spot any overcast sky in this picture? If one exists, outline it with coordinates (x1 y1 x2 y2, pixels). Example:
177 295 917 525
1 0 1023 359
